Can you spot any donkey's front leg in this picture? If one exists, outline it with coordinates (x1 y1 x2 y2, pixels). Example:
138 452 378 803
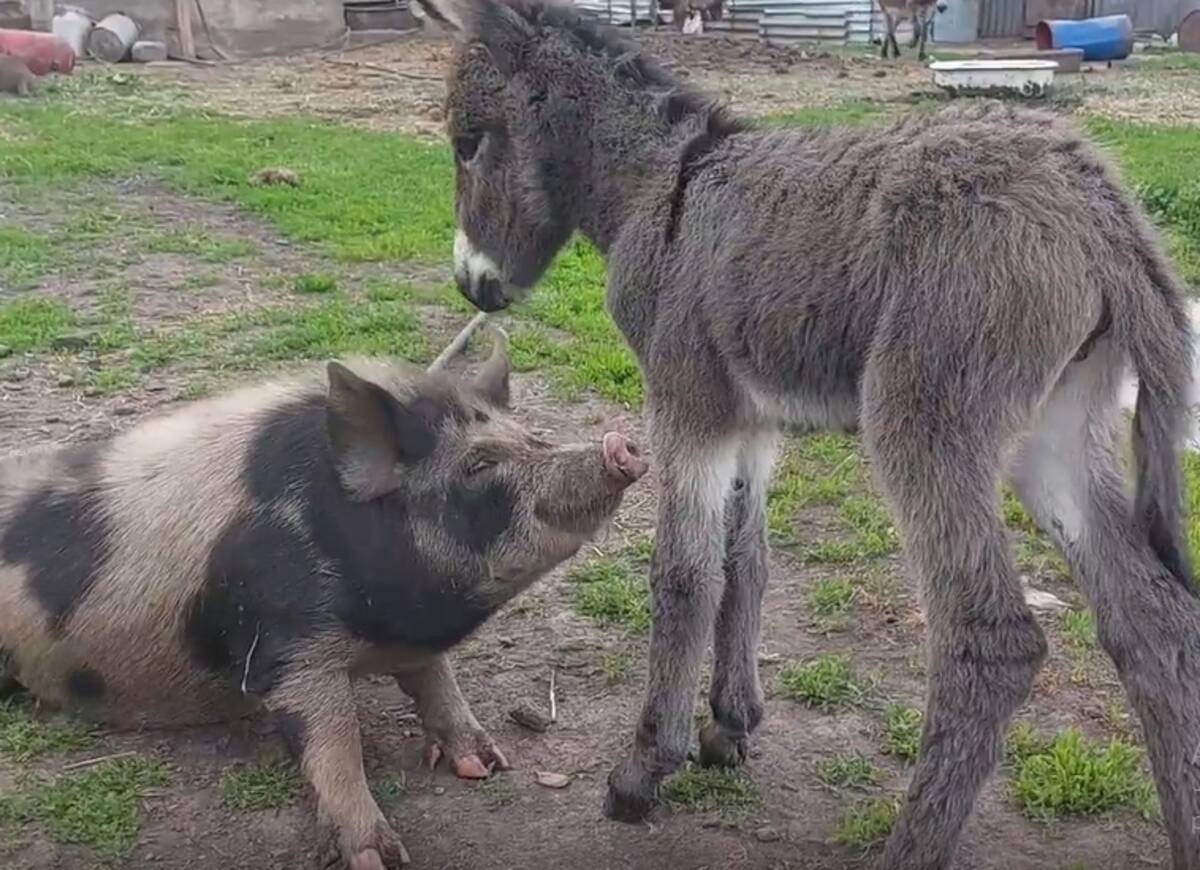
700 432 778 769
605 435 739 822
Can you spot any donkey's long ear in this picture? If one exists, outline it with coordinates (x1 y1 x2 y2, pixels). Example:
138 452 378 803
414 0 534 63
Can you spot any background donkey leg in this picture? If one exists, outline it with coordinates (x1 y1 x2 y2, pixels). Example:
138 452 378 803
700 431 779 768
1011 342 1200 869
865 365 1048 870
606 428 739 822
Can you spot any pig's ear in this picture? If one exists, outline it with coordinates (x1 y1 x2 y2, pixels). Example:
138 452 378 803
326 362 434 500
472 327 511 408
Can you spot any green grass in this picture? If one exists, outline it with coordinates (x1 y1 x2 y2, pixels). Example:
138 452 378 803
370 774 407 804
601 650 635 685
565 542 652 634
834 796 901 855
761 100 887 128
1059 610 1098 651
778 654 872 711
881 705 922 764
0 298 77 353
0 224 53 285
1181 452 1200 566
143 227 256 262
814 753 883 792
662 763 762 824
1008 728 1157 822
0 696 96 762
767 435 899 563
808 577 857 629
292 272 338 294
477 774 519 808
219 758 303 812
0 756 170 860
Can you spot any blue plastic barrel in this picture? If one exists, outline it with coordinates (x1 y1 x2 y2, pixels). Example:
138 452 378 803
1034 14 1133 62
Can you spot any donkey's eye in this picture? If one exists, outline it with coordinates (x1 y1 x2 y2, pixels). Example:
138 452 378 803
466 456 498 476
455 134 482 164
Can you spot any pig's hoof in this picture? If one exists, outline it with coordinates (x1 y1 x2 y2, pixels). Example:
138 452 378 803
697 721 748 769
346 823 411 869
604 762 659 823
423 730 509 780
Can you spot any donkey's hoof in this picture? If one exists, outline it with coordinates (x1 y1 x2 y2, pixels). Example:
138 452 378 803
698 722 748 769
604 763 659 823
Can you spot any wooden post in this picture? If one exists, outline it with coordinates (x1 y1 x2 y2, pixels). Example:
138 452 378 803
176 0 196 59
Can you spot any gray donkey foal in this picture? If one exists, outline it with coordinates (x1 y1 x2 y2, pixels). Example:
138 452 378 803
418 1 1200 866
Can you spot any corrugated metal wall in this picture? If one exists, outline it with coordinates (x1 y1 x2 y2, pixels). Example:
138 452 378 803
1091 0 1179 37
978 0 1025 37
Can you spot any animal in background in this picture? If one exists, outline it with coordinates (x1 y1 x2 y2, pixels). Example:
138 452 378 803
878 0 948 60
0 334 647 869
0 55 35 97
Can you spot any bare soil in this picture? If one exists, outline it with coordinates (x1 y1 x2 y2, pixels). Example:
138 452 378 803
2 27 1183 870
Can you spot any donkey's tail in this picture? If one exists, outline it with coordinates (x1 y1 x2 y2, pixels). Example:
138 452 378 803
1121 251 1196 591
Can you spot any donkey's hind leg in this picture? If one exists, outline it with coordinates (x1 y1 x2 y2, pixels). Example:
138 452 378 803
606 428 740 822
865 365 1048 870
1010 341 1200 869
700 431 779 768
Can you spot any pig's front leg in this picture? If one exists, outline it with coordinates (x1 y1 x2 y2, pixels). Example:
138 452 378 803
267 668 410 870
393 655 509 780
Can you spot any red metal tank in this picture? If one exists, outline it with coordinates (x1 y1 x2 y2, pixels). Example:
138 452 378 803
0 28 76 75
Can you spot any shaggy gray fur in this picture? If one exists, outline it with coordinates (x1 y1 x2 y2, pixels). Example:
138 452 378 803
417 1 1200 865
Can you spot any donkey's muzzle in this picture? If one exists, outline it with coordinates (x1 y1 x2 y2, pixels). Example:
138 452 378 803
459 271 510 312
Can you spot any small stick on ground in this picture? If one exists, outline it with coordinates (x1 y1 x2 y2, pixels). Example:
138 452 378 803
428 312 489 373
62 750 138 771
549 668 558 723
321 56 442 81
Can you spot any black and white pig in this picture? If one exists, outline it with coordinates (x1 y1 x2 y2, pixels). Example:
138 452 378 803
0 334 647 869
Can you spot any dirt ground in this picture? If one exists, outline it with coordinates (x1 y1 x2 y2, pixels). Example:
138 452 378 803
1 25 1192 870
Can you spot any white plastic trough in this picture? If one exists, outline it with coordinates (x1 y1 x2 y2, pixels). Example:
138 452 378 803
928 58 1059 98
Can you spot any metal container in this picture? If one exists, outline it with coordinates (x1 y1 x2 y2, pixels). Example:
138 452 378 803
88 12 140 63
1034 14 1133 61
52 9 94 58
929 58 1058 96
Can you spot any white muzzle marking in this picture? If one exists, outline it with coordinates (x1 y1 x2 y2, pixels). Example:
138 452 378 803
454 229 502 289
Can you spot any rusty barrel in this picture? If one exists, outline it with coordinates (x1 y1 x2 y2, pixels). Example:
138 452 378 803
0 27 75 75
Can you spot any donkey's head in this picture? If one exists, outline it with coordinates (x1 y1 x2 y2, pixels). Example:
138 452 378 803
416 0 725 311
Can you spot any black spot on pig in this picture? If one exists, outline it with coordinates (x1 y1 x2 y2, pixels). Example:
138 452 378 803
66 667 106 702
436 481 515 554
238 396 506 653
183 513 330 696
275 710 308 758
1 443 109 633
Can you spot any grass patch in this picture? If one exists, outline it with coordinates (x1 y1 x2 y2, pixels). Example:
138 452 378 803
143 227 256 262
760 100 887 128
0 297 76 353
768 435 899 563
881 705 922 764
1180 452 1200 566
370 774 407 804
662 763 762 824
814 753 883 792
778 654 872 711
601 650 635 685
0 224 53 286
0 696 96 761
292 272 338 294
1059 610 1097 651
2 756 169 860
220 758 303 812
565 542 652 634
478 774 519 808
807 577 857 630
1009 728 1157 822
834 796 901 855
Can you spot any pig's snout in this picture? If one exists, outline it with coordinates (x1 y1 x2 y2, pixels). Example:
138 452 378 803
603 432 648 484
